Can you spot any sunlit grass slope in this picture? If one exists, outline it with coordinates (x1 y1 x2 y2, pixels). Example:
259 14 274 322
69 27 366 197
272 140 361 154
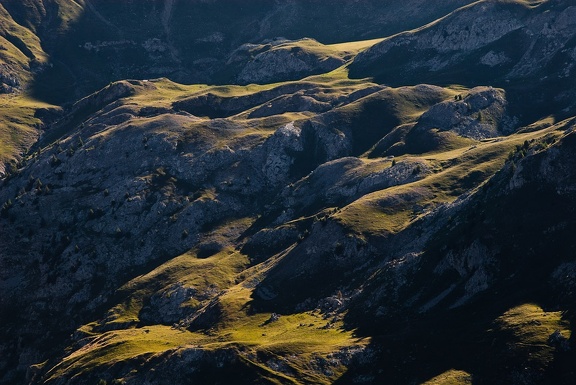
334 124 565 235
53 252 365 384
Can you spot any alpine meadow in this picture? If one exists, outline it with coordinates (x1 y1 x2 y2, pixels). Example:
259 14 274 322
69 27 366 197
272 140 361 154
1 1 576 384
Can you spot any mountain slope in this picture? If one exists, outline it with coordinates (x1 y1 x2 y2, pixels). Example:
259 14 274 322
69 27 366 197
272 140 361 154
349 0 576 123
0 0 477 171
0 0 81 170
23 0 477 102
1 1 576 384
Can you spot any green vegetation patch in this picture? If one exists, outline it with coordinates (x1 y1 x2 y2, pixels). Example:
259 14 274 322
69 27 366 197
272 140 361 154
421 369 472 385
102 248 250 328
45 325 210 380
0 94 56 165
493 303 571 370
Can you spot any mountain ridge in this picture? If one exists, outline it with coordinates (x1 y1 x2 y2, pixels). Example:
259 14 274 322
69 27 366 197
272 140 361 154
1 0 576 384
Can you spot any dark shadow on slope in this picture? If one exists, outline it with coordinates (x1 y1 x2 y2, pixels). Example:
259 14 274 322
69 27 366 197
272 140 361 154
348 1 576 128
339 132 576 384
25 0 481 105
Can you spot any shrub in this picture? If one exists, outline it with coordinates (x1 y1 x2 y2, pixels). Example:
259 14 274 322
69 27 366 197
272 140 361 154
1 199 13 217
50 154 61 167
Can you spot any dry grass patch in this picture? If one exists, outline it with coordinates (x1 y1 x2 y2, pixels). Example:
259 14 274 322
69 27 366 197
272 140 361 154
422 369 472 385
0 94 57 164
102 248 250 327
45 325 210 380
494 303 571 371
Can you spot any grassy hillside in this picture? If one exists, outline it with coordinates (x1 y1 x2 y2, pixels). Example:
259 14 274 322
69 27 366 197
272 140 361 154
23 0 476 102
1 71 572 384
0 0 475 167
0 0 77 169
1 1 576 385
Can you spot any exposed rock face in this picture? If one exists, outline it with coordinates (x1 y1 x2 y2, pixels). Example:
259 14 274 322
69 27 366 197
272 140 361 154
2 1 576 385
236 39 345 84
0 65 20 93
261 122 304 185
350 0 576 120
249 93 333 118
278 156 430 220
353 0 576 81
416 86 517 139
172 83 319 118
352 1 526 74
140 283 205 325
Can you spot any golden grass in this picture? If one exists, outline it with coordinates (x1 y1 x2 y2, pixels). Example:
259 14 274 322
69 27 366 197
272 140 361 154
104 248 250 326
59 283 364 383
327 38 385 53
0 5 49 65
0 94 57 162
128 78 211 107
216 286 358 353
267 37 384 63
495 303 571 369
0 35 30 68
0 2 83 163
45 325 211 380
301 65 376 86
497 303 571 343
52 0 85 31
334 125 564 235
115 77 291 111
334 194 418 235
421 369 472 385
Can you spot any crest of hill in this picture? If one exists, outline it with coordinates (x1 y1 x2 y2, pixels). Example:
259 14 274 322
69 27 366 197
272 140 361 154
349 0 576 123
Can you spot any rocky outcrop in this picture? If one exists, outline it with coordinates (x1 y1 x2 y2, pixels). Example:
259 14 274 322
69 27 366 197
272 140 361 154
277 156 430 220
2 2 576 384
261 122 304 186
350 0 576 122
235 39 345 84
248 93 333 118
0 65 20 93
415 86 518 139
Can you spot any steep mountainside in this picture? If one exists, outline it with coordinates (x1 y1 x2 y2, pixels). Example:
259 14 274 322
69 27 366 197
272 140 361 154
349 0 576 123
0 0 80 170
2 0 475 102
0 0 476 169
1 0 576 384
